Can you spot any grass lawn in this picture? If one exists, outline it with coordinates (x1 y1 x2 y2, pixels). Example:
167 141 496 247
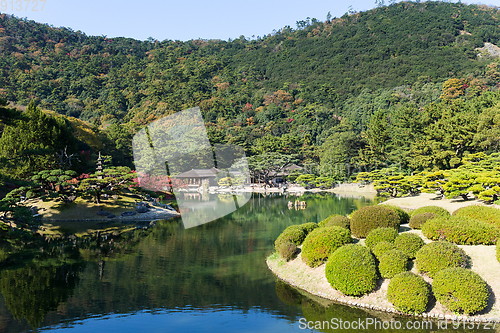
24 194 141 237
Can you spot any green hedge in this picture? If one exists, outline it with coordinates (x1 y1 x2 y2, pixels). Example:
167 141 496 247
394 233 425 259
300 222 319 234
421 215 500 245
325 244 378 296
372 241 396 259
415 241 469 278
383 205 410 224
274 225 306 251
497 239 500 264
301 226 352 267
318 215 350 230
350 206 400 238
452 205 500 229
409 212 435 229
365 227 398 250
379 249 409 279
277 241 298 261
411 206 450 217
433 268 489 314
387 272 429 314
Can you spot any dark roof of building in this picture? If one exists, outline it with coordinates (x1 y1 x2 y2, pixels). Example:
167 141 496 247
172 168 221 178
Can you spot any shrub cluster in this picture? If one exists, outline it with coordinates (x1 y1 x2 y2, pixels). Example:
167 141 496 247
301 226 352 267
387 272 429 314
452 205 500 229
300 222 319 234
415 241 469 278
394 232 425 259
372 241 396 259
421 215 499 245
318 215 350 230
433 268 489 314
384 205 410 224
379 249 409 279
350 206 400 238
365 227 398 250
274 225 306 251
409 212 435 229
411 206 450 218
277 242 298 261
325 244 377 296
497 239 500 264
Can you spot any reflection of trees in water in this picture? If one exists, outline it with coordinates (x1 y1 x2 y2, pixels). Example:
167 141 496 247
0 263 83 328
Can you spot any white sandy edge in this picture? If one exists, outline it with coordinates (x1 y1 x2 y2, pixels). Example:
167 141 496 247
267 193 500 321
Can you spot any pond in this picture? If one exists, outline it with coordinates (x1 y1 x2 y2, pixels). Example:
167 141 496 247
0 192 495 333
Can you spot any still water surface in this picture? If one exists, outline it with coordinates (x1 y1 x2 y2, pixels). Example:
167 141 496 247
0 193 496 332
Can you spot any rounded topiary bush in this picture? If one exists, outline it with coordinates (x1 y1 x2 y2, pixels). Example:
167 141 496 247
421 215 500 245
365 227 399 250
274 225 306 251
387 272 429 314
277 241 298 261
372 241 396 259
394 232 425 259
415 241 469 278
301 226 352 267
299 222 319 234
409 212 436 229
318 215 350 230
384 205 410 224
411 206 450 218
433 268 489 314
452 205 500 229
350 206 400 238
379 249 409 279
325 244 377 296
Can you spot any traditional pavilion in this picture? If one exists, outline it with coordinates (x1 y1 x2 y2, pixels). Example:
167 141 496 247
172 168 221 186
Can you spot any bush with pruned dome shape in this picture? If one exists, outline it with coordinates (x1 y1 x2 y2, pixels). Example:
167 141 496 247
301 226 352 267
318 214 350 230
432 267 489 314
372 241 396 259
365 227 398 250
411 205 450 218
415 241 469 278
324 244 377 296
394 232 424 259
350 206 400 238
299 222 319 234
274 225 306 252
387 272 429 314
277 241 298 261
384 205 410 224
378 249 409 278
409 212 436 229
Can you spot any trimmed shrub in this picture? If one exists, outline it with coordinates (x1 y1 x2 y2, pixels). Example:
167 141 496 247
299 222 319 234
497 239 500 264
365 227 398 250
415 241 469 278
372 241 396 259
411 206 450 217
387 272 429 314
394 233 425 259
379 249 409 278
318 215 350 230
301 226 352 267
409 212 435 229
384 205 410 224
325 244 377 296
350 206 400 238
274 225 306 251
421 215 500 245
277 241 298 261
453 205 500 229
433 268 489 314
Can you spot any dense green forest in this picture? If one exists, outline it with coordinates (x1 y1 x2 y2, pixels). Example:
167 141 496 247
2 1 500 184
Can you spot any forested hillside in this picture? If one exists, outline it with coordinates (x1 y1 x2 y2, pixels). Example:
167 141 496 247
1 1 500 182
